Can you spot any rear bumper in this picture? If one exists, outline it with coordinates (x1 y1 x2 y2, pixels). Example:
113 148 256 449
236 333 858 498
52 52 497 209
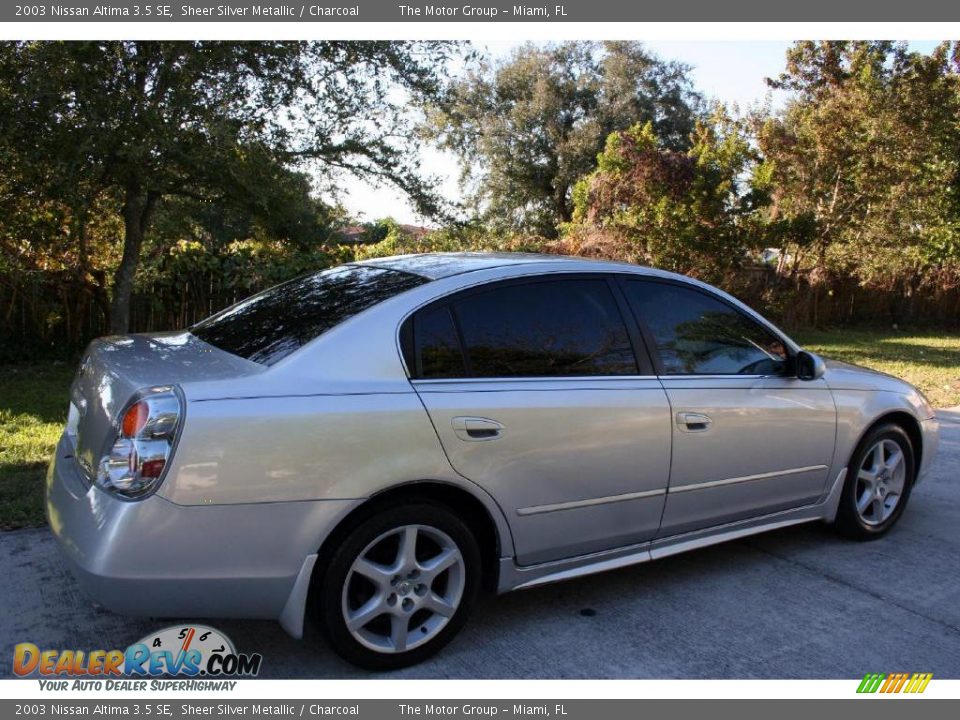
46 433 357 623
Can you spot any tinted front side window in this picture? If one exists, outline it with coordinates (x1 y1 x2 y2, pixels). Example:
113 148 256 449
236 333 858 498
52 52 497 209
192 265 426 366
623 281 788 375
450 279 637 378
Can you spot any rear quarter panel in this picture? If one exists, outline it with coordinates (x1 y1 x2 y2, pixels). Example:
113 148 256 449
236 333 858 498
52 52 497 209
156 283 519 559
159 391 455 506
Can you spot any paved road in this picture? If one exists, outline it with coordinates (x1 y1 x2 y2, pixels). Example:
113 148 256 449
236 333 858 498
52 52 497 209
3 410 959 679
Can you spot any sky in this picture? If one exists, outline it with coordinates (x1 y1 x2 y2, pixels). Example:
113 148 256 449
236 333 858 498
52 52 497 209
334 40 941 227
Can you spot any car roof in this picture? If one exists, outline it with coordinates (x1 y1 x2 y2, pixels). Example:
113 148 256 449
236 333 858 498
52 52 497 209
353 252 651 280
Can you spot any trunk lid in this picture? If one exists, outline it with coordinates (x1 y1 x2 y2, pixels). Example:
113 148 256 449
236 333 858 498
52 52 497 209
67 331 262 481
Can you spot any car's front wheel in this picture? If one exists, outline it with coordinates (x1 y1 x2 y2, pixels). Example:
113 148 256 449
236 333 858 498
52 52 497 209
316 502 481 670
834 423 915 540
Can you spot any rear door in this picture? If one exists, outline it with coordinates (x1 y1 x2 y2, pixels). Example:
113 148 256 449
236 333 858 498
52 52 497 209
404 275 673 566
619 278 837 537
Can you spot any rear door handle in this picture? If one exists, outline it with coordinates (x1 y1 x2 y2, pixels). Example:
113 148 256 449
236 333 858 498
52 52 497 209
452 417 504 441
677 412 712 432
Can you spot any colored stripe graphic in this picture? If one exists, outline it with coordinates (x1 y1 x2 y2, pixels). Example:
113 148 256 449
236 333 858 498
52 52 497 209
857 672 932 694
905 673 933 693
857 673 885 693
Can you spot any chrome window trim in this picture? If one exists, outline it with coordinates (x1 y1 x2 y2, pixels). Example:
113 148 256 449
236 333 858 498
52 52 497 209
658 374 790 381
410 375 662 386
410 374 784 386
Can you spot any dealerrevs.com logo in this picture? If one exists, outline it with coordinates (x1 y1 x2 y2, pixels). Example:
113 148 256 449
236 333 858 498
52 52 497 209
13 625 262 689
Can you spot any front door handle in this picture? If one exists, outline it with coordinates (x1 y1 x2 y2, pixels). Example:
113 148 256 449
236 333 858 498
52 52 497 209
452 416 504 441
677 412 713 432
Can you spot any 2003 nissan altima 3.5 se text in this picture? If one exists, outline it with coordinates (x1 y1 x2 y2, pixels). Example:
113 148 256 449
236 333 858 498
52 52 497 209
47 253 939 669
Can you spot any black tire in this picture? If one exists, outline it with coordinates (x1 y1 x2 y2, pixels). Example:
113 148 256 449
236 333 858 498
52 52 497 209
316 501 481 670
834 423 915 540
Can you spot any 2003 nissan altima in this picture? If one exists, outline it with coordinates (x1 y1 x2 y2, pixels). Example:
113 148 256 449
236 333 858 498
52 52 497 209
48 253 939 669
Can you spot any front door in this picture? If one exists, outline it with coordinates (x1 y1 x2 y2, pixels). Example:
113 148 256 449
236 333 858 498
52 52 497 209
406 276 673 566
619 278 837 536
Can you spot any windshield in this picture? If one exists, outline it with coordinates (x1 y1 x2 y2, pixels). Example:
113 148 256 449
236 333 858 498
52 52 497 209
191 265 427 365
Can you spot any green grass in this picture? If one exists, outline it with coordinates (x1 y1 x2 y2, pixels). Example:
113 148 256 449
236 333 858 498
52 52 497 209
0 328 958 531
792 329 960 409
0 363 74 529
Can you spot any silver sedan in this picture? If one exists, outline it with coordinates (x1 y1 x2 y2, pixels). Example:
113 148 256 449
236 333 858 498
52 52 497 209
47 253 940 669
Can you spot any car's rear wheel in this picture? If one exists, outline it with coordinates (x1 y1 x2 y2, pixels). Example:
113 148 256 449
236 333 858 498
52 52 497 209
834 423 915 540
316 502 480 670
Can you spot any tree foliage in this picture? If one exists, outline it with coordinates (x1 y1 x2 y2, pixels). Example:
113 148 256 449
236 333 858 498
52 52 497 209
563 41 960 325
758 41 960 291
0 40 457 332
427 41 702 237
5 40 960 352
564 109 764 282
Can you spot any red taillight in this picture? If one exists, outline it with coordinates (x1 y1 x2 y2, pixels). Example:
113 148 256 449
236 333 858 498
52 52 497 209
139 458 166 479
98 387 181 499
121 401 149 438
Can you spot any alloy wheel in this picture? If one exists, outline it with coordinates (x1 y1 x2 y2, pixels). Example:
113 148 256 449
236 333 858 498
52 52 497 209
341 524 465 654
855 438 907 526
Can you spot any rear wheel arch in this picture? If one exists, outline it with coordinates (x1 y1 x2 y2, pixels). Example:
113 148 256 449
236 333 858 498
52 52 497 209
313 481 505 595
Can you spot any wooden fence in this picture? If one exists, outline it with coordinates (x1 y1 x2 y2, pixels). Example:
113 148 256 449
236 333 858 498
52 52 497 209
2 265 958 362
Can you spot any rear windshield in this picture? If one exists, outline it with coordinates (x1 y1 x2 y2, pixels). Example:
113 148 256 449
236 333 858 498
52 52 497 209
191 265 427 365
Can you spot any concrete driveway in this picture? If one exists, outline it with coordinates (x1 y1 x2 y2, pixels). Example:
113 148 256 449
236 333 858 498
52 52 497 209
3 410 959 679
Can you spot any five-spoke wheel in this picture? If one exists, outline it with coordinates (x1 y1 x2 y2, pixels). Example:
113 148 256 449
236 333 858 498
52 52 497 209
342 524 465 654
836 423 915 539
854 438 907 526
316 501 480 670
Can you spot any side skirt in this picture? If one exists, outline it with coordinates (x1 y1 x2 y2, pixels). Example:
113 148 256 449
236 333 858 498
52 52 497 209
498 468 847 593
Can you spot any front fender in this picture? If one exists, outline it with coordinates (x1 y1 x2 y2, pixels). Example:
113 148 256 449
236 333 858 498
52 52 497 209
829 388 936 485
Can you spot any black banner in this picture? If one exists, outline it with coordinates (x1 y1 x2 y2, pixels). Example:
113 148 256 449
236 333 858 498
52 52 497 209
1 700 959 720
3 0 959 23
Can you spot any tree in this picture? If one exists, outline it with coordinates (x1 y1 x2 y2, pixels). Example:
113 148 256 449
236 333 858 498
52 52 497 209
427 41 702 237
0 41 458 333
564 109 764 283
758 41 960 292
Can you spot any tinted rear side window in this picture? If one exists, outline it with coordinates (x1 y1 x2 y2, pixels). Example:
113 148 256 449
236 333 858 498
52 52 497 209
447 279 637 378
622 280 788 375
415 305 467 378
191 265 426 366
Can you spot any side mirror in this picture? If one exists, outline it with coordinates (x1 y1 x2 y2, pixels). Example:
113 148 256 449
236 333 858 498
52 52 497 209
795 350 826 381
